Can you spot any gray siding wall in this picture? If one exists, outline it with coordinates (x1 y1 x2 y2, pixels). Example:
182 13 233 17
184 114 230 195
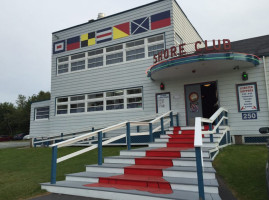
163 59 269 135
30 100 50 136
172 1 203 50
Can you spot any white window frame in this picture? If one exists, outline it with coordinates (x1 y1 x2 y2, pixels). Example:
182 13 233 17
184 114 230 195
56 34 165 75
55 87 143 115
35 106 50 120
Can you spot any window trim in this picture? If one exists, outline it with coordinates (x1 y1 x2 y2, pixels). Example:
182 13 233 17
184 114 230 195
35 106 50 120
56 33 165 75
55 87 143 115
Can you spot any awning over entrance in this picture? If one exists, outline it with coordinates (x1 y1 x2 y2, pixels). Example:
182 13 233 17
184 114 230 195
146 52 260 80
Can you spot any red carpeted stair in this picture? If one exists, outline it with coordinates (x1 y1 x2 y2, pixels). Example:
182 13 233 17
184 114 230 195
84 126 207 194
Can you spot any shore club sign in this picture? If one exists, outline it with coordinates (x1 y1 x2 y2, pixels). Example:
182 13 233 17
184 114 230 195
153 39 231 64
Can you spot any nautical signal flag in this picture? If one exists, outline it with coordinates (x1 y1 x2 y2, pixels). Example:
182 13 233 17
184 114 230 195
67 36 80 51
81 32 95 47
113 22 130 40
96 27 112 44
131 17 149 35
53 40 65 54
151 10 171 30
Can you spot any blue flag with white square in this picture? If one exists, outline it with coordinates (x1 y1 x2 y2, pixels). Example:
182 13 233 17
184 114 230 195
131 17 149 35
53 40 65 54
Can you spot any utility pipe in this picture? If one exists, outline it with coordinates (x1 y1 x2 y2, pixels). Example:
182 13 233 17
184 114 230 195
263 56 269 112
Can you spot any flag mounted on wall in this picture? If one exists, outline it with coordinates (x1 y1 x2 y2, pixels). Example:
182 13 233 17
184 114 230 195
131 17 149 35
96 27 112 44
53 40 65 54
81 32 95 47
151 10 171 30
113 22 130 40
67 36 80 51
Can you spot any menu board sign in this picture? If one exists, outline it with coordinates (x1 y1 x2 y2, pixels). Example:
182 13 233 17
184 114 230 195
156 93 171 113
236 83 259 112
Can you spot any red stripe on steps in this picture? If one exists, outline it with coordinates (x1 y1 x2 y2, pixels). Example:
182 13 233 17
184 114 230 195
84 128 195 194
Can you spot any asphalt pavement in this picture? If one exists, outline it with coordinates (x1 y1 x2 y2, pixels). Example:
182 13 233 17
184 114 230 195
0 141 30 149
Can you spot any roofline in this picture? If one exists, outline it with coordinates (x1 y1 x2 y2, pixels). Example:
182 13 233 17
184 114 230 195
172 0 203 41
52 0 167 34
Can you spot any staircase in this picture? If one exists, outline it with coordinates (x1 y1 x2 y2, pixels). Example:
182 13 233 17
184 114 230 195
41 125 225 200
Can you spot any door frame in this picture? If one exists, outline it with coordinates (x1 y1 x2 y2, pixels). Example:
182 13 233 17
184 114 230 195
184 80 219 126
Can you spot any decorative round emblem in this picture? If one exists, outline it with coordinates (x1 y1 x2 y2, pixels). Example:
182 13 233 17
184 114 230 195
189 92 199 102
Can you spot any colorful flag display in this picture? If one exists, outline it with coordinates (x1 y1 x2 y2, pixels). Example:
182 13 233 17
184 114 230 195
53 11 171 54
131 17 149 35
81 32 96 48
53 40 65 54
96 27 112 44
67 36 80 51
113 22 130 40
151 10 171 30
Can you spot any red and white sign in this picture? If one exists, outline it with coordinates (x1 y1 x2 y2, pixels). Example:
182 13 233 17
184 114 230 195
237 83 259 112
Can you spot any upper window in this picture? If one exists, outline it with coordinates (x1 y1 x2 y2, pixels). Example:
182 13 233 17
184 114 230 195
35 106 49 120
56 34 164 75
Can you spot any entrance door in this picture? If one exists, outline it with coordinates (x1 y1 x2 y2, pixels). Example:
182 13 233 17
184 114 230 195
185 81 219 126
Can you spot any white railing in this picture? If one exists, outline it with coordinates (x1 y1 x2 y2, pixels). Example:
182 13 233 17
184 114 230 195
194 107 229 200
50 110 178 184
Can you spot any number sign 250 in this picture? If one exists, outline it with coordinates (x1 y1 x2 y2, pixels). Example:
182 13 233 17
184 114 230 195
242 112 257 120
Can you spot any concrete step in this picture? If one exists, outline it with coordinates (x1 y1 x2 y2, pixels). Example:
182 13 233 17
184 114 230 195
104 156 213 167
155 137 218 143
41 180 221 200
148 142 217 148
65 171 218 194
85 163 216 179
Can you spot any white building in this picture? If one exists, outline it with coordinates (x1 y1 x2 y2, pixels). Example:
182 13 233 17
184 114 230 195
30 0 269 144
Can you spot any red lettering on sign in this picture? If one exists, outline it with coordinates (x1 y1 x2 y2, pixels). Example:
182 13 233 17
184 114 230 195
164 49 169 59
213 40 221 50
223 39 231 50
158 51 163 62
179 43 186 56
205 40 213 51
170 46 177 57
195 41 202 52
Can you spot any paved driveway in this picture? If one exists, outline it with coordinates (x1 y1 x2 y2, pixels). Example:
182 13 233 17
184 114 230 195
0 141 30 149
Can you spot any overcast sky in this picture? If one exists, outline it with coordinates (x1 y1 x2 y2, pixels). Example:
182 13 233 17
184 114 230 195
1 0 269 104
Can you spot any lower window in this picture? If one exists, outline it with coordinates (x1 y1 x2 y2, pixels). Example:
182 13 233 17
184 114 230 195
35 106 49 120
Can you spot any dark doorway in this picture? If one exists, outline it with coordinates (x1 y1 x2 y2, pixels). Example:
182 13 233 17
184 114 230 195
201 81 219 119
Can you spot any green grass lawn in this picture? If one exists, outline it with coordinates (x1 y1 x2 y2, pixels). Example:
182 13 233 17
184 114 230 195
213 145 268 200
0 146 127 200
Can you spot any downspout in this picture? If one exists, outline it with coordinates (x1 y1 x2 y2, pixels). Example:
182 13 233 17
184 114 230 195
263 56 269 112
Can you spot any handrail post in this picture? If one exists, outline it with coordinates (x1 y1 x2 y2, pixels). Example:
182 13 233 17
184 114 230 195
170 111 174 127
176 113 179 127
98 131 102 165
195 146 205 200
149 123 153 142
161 117 164 135
50 146 58 184
34 138 37 148
61 133 64 142
221 112 224 125
137 126 140 133
216 117 219 133
92 127 95 140
126 122 131 150
209 123 213 142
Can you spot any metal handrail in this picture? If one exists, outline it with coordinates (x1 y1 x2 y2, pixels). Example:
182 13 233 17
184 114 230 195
194 107 229 200
49 110 177 184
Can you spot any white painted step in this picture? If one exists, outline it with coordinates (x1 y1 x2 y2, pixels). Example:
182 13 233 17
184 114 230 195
64 172 219 194
104 156 213 167
41 181 221 200
85 164 216 179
